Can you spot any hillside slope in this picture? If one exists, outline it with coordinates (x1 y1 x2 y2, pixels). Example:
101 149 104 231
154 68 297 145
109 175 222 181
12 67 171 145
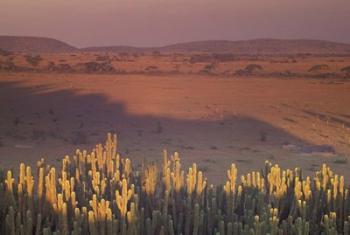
2 36 350 55
83 39 350 55
0 36 78 53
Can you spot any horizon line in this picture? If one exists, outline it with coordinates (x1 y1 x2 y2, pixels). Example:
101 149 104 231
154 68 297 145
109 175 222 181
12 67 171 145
1 35 350 49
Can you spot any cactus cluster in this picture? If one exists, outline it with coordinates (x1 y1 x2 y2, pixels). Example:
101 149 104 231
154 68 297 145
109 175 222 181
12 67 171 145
0 133 350 234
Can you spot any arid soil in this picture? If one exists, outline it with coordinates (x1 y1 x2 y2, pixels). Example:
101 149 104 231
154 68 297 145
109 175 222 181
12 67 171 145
0 71 350 184
1 51 350 78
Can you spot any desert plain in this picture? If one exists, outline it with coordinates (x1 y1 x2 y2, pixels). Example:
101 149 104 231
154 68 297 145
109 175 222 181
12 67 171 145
1 48 350 184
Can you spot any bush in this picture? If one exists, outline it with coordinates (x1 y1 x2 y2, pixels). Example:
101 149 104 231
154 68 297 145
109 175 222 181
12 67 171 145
245 64 263 72
190 54 236 63
341 66 350 74
190 54 214 63
76 61 116 73
24 55 42 67
152 50 161 57
144 65 160 73
46 62 74 73
118 52 129 57
234 64 263 76
308 64 329 72
200 63 215 74
0 60 16 71
0 133 349 234
96 55 110 62
0 49 11 56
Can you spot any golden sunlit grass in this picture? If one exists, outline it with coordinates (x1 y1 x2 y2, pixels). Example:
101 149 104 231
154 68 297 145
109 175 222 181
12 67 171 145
0 133 349 234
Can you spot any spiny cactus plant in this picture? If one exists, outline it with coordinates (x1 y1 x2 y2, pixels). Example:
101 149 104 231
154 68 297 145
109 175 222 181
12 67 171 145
0 133 349 234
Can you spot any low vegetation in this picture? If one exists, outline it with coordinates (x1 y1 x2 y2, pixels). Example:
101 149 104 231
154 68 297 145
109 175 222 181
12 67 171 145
0 48 11 56
341 66 350 76
308 64 329 72
47 62 74 73
200 63 216 74
189 54 236 63
235 64 263 76
1 51 350 79
25 55 43 67
0 133 349 234
76 62 116 73
144 65 160 73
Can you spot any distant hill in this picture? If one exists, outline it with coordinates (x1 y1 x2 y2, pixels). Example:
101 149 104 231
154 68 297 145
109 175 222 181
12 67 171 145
82 46 153 54
1 36 350 55
0 36 78 53
83 39 350 55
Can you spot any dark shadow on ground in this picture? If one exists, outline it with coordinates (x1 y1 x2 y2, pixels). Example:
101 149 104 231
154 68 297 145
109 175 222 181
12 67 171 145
0 79 314 183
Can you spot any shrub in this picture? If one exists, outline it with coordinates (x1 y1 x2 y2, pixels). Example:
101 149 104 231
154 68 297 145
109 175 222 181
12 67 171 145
190 54 214 63
0 133 350 234
0 48 11 56
341 66 350 75
118 52 129 57
200 63 215 74
24 55 42 67
76 61 116 73
96 55 110 62
46 62 74 73
190 54 236 64
0 60 16 71
152 50 161 57
234 64 263 76
309 64 329 72
245 64 263 72
144 65 160 73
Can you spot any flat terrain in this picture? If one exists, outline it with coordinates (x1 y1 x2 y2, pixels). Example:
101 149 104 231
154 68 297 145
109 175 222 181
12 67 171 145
2 52 350 78
0 72 350 183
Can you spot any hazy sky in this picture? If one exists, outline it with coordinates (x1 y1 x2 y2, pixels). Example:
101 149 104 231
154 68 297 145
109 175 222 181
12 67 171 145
0 0 349 47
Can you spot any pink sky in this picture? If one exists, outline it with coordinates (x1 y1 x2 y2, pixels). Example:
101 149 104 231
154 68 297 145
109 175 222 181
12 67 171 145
0 0 349 47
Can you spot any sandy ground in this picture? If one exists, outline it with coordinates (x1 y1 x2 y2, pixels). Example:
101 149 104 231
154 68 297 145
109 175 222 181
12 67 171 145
0 72 350 184
2 52 350 78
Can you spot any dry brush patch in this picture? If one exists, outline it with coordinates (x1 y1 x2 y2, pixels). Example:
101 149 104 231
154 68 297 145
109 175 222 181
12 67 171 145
0 133 350 234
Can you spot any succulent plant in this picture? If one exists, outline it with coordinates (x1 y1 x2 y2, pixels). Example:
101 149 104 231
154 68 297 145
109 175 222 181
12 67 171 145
0 133 349 234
